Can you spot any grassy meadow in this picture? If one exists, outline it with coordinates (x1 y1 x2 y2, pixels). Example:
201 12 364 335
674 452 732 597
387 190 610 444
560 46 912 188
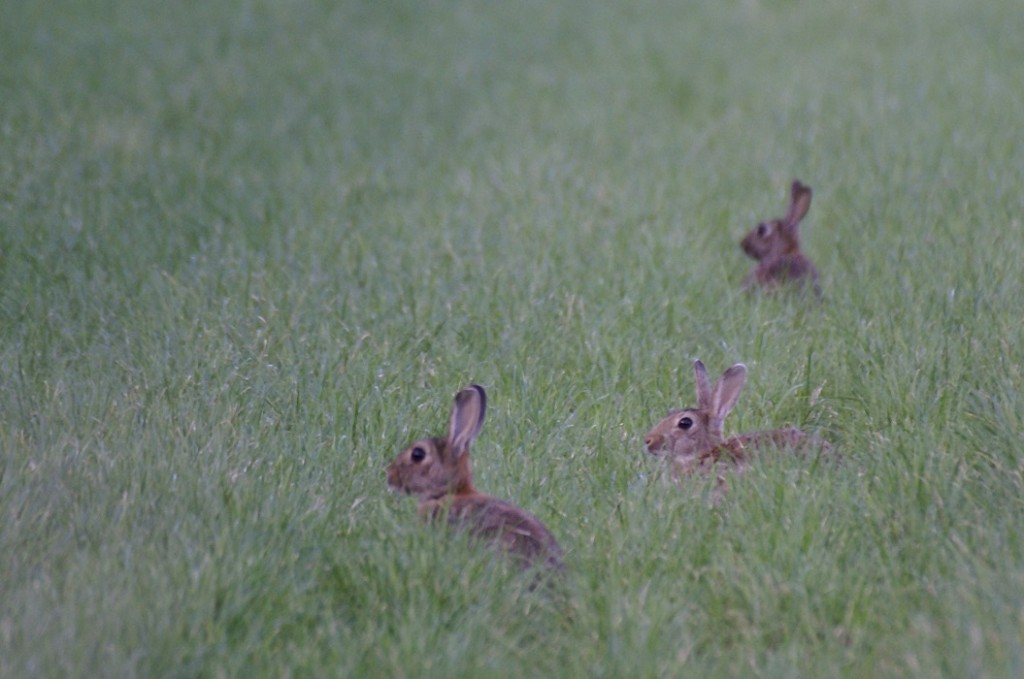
2 0 1024 675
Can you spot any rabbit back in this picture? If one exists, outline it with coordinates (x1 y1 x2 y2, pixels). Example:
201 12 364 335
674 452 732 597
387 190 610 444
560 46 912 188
745 253 820 291
673 427 832 478
732 427 833 459
423 494 564 571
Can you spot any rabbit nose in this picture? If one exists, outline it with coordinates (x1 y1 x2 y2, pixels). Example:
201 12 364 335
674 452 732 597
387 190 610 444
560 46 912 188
645 435 662 453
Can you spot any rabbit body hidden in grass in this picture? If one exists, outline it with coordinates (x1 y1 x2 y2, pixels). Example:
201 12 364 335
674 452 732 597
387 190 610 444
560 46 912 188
644 360 832 479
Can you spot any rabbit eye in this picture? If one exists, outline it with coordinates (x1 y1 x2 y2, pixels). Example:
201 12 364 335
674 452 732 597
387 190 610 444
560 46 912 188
410 447 427 463
677 417 693 430
757 223 769 237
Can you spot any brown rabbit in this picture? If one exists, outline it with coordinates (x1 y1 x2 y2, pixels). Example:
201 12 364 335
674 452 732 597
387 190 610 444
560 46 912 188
387 384 564 571
644 360 831 479
740 180 821 295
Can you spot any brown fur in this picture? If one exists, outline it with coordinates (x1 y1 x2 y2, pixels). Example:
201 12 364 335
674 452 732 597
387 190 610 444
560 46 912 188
387 385 563 571
740 180 821 295
644 361 831 481
670 428 833 477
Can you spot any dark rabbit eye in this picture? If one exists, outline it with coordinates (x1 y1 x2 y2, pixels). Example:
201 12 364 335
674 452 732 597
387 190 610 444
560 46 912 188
757 223 769 237
410 447 427 463
677 417 693 430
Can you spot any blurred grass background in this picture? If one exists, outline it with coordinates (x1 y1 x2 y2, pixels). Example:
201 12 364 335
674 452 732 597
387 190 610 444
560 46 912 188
2 0 1023 676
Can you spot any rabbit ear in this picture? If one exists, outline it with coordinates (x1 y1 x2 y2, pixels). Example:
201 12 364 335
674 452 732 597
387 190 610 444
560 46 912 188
693 360 712 412
784 180 812 229
447 384 487 459
709 364 747 438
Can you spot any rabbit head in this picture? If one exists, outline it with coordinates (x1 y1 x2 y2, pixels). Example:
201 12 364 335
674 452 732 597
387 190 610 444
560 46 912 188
387 384 486 501
644 360 747 461
740 180 812 262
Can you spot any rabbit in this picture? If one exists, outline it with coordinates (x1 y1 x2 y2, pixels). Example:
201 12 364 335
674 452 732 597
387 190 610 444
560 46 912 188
740 180 821 295
643 360 832 479
387 384 564 571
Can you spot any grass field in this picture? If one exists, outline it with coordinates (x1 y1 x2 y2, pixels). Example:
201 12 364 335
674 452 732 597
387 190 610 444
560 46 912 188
2 0 1023 676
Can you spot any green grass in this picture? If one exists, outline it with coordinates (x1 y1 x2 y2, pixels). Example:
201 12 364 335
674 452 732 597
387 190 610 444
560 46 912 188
3 0 1024 676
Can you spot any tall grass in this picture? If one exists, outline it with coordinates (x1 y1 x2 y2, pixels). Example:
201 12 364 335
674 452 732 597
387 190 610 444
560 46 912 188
2 0 1023 676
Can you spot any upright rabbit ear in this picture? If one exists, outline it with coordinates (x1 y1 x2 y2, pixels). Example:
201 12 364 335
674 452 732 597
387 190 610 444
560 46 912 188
693 360 712 412
784 180 812 230
709 364 747 438
447 384 487 459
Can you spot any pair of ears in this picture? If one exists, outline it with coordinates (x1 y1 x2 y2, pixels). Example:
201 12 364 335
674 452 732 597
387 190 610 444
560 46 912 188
693 360 747 437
